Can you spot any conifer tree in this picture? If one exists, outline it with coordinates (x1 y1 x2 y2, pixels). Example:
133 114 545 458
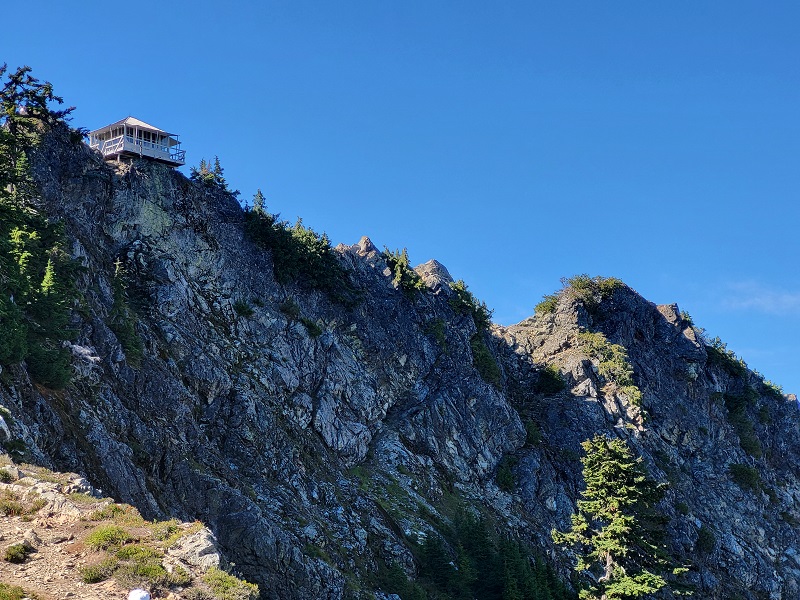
553 435 688 600
253 189 266 214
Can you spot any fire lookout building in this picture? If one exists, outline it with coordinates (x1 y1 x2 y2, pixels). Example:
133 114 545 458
88 116 185 167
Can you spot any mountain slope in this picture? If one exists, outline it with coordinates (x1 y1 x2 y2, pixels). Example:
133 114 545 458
0 124 798 599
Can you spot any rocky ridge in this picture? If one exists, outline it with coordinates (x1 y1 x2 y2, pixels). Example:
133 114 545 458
0 126 798 598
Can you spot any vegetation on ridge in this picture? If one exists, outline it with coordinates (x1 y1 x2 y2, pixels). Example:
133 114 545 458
0 65 78 389
244 190 358 305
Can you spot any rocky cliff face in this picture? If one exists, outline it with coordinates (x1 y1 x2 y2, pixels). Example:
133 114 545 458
2 127 799 599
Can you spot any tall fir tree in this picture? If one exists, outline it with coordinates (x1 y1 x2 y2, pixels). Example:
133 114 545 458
552 435 688 600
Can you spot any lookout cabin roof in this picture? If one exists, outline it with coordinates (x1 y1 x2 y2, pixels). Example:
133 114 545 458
88 116 185 167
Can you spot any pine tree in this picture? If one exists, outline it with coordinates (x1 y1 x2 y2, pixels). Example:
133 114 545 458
552 435 688 600
253 189 266 214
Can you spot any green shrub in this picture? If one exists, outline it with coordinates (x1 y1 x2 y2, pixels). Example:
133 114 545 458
561 274 623 313
89 503 124 521
705 337 747 379
109 260 143 367
85 525 133 550
80 557 119 583
424 318 447 348
696 525 716 554
763 380 784 400
244 210 356 305
729 463 761 493
723 392 762 458
534 364 565 394
577 331 642 405
202 566 259 600
279 298 301 319
232 300 254 318
675 501 689 516
382 247 427 296
525 420 542 446
470 334 501 386
534 293 559 316
300 317 322 338
3 543 29 563
0 582 36 600
496 456 517 492
449 280 493 332
0 490 24 516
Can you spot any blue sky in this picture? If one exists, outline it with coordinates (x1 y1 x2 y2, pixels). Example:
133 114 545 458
4 2 799 393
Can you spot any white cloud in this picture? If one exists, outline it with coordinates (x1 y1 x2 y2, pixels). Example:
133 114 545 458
722 281 800 316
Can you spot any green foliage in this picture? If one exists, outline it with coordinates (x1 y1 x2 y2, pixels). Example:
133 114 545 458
244 209 357 304
252 188 265 214
190 156 239 196
723 392 762 458
0 66 78 388
679 310 694 326
675 501 689 516
279 297 301 319
202 566 259 600
424 318 447 349
80 557 119 583
763 379 784 400
553 435 687 599
0 582 38 600
85 525 133 550
496 456 517 492
470 334 501 386
705 337 747 379
534 364 565 395
404 512 575 600
561 274 624 314
534 293 559 316
729 463 762 494
108 259 143 367
300 317 322 338
449 279 493 332
3 543 29 563
382 247 427 296
696 526 716 554
524 420 542 446
577 332 642 405
232 299 254 318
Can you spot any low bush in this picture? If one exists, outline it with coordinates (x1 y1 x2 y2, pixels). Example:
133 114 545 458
705 337 747 379
578 331 642 405
534 293 559 315
534 364 565 395
729 463 762 493
3 543 29 563
300 317 322 338
470 334 501 386
85 525 133 550
724 392 763 458
202 566 260 600
80 557 119 583
424 318 447 348
449 280 493 332
561 274 623 314
496 456 517 492
244 210 357 305
232 300 254 318
696 525 716 554
0 582 36 600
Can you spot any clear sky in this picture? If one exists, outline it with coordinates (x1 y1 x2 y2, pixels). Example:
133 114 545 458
4 2 799 393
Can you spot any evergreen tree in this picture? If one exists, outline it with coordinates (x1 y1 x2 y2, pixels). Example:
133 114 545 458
253 189 266 214
553 435 688 599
